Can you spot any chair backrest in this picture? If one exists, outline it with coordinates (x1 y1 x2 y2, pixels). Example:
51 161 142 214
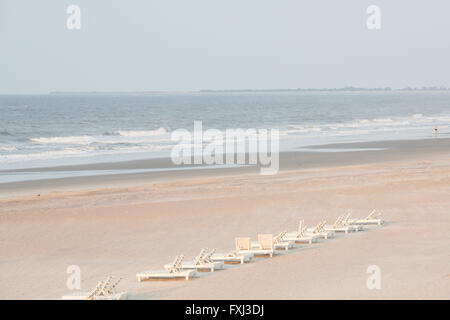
366 209 377 220
168 256 179 273
97 276 112 296
312 222 322 233
168 255 184 273
194 249 207 265
106 277 122 294
258 234 274 250
87 276 119 299
201 248 216 263
86 280 104 300
274 231 287 244
333 215 343 228
235 237 251 251
297 220 304 235
342 212 351 225
101 277 121 295
320 221 326 231
374 210 381 219
299 225 307 237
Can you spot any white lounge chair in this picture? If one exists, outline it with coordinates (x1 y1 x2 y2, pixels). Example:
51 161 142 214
62 276 129 300
322 215 358 233
347 210 385 226
305 221 335 239
210 250 254 264
236 235 275 258
285 220 318 244
165 249 224 272
252 231 294 251
273 231 295 250
136 255 197 281
340 213 364 231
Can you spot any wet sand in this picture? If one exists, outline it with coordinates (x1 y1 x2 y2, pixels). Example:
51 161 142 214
2 138 450 199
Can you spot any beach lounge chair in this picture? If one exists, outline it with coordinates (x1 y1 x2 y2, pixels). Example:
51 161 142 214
236 235 275 257
285 220 318 244
340 213 364 231
210 250 254 264
62 276 129 300
136 255 197 281
347 210 385 226
322 215 358 233
165 249 224 272
305 221 335 239
252 231 294 251
273 231 295 250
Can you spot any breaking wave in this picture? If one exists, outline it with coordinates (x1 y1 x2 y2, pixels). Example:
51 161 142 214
104 127 170 137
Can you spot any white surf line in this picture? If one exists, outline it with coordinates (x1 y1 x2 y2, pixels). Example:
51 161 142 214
299 147 388 152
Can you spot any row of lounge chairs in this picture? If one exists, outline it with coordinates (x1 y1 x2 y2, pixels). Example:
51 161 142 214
136 210 384 282
63 210 384 298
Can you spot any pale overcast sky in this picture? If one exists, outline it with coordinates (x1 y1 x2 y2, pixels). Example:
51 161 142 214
1 0 450 93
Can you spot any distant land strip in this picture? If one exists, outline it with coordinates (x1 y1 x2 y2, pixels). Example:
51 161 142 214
49 86 450 95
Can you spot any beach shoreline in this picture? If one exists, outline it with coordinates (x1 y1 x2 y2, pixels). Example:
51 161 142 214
1 137 450 201
0 137 450 299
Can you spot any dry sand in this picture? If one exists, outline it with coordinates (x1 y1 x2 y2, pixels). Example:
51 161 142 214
0 140 450 299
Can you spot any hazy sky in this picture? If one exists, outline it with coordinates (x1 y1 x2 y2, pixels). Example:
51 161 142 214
1 0 450 93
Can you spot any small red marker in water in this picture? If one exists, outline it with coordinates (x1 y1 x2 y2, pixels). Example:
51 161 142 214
435 126 438 136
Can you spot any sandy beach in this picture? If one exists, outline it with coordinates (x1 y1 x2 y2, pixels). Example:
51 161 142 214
1 139 450 299
3 0 450 304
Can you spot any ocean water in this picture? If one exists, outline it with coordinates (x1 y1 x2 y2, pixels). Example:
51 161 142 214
1 91 450 171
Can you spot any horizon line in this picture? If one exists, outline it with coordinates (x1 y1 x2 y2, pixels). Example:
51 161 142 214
1 86 450 95
48 86 450 94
